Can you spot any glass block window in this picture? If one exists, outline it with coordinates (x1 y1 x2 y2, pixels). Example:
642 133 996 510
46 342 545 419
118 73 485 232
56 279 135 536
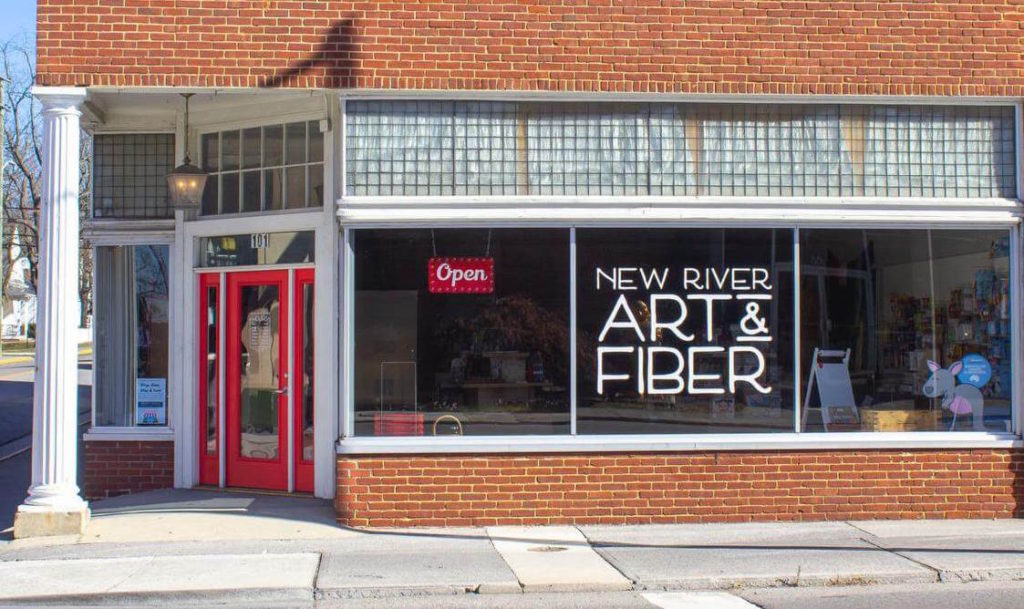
346 102 1017 199
200 120 325 215
455 101 518 195
699 104 844 197
527 103 648 196
92 134 176 219
346 101 455 196
855 105 1017 198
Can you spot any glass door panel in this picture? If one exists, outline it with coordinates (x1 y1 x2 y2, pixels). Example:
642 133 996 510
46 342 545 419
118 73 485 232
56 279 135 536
226 270 289 490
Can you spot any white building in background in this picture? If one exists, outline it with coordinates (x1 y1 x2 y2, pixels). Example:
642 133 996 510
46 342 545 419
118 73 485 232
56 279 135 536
2 229 35 340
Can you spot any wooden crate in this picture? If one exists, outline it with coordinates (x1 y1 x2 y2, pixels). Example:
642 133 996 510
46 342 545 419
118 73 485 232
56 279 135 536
860 406 940 432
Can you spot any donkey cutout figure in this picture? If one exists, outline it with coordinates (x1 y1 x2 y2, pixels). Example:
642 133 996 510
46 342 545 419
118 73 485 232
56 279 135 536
922 360 985 431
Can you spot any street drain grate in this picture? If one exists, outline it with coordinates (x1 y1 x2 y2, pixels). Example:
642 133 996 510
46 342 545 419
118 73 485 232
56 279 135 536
528 545 568 552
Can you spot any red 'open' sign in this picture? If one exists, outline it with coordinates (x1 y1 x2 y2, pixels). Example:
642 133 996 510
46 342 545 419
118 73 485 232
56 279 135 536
428 257 494 294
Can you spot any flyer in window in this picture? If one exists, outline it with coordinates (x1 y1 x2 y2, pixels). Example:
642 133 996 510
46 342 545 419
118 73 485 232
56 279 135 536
136 378 167 426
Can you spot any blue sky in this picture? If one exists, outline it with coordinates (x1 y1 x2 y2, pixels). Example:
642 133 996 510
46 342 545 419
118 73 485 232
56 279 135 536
1 0 36 44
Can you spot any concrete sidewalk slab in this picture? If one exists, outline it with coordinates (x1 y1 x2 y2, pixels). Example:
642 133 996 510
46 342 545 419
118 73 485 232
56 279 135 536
317 528 521 598
81 488 351 543
870 535 1024 582
581 523 936 589
487 526 632 592
850 519 1024 539
0 552 319 603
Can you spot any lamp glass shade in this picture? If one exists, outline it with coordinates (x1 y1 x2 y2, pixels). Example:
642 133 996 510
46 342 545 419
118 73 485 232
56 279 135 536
166 162 208 210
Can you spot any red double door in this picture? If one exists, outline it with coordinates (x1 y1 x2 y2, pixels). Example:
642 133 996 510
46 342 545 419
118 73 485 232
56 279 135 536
199 269 314 493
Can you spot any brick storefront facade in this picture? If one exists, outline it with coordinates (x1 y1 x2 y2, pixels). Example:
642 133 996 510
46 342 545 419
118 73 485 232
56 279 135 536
42 1 1024 524
36 1 1024 95
83 441 175 501
337 451 1024 527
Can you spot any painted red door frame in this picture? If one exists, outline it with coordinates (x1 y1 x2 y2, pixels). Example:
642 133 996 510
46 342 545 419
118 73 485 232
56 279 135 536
198 273 220 486
225 270 290 491
294 268 315 493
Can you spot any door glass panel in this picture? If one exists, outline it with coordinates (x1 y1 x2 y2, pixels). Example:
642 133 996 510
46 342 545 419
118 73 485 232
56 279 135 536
301 283 314 462
239 284 280 460
206 285 217 455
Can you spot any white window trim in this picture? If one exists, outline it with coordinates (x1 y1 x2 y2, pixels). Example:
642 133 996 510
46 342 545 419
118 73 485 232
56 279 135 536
339 90 1022 106
84 427 174 442
338 432 1022 455
90 238 176 440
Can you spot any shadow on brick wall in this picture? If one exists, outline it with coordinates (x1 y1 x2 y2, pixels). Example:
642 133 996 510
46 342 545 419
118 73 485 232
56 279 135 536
262 18 360 89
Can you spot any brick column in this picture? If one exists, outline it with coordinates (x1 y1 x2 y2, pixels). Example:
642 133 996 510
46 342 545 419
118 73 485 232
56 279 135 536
14 87 89 537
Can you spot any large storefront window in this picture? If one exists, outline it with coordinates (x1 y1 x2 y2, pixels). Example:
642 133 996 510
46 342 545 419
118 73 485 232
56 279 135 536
576 229 795 434
350 226 1016 438
800 229 1012 433
94 245 170 427
353 229 571 436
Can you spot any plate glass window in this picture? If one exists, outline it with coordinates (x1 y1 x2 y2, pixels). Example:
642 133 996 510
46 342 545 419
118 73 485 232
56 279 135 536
576 228 795 434
353 229 571 436
94 245 171 427
799 229 1013 433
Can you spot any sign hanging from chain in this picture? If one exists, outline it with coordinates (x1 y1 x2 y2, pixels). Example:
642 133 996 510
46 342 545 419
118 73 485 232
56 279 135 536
428 257 495 294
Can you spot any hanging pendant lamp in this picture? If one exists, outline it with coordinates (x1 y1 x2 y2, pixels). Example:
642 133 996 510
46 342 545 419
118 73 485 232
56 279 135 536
166 93 208 210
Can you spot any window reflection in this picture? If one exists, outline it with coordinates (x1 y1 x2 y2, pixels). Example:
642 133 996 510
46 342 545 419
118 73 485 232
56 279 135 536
576 229 795 434
800 229 1012 433
353 229 571 436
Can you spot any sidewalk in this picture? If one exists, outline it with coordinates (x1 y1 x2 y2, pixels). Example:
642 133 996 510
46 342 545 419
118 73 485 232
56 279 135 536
1 488 1023 604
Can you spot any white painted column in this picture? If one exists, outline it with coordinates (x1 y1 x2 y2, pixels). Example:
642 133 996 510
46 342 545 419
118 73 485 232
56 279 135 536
14 87 89 537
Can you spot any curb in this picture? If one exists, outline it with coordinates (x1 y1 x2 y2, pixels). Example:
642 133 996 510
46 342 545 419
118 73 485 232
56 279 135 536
0 586 313 607
2 569 1023 605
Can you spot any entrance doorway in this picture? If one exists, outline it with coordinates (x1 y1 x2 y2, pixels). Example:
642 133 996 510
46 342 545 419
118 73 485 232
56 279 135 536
198 268 314 492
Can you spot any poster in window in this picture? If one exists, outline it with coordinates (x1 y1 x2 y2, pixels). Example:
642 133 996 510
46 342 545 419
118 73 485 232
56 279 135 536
136 378 167 425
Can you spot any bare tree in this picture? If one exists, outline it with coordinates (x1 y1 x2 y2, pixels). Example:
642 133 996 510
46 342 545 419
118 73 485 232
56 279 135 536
2 35 93 329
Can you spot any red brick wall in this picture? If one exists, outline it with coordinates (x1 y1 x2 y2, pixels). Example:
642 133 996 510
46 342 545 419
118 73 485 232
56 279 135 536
37 1 1024 95
83 440 175 501
336 450 1024 527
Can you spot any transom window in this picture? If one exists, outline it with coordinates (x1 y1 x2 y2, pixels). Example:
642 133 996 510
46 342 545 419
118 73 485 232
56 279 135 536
200 121 325 215
345 101 1017 199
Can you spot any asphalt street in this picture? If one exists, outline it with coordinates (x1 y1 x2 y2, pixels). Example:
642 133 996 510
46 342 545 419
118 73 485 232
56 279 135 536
0 355 91 532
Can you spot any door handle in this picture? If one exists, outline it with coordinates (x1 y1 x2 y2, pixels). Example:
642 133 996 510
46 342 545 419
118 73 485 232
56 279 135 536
273 372 289 395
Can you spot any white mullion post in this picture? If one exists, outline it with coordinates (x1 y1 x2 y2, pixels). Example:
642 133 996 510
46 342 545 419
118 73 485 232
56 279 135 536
1013 225 1022 437
177 211 195 489
90 254 98 430
218 272 227 487
1015 102 1022 202
792 227 802 433
342 227 355 438
312 94 340 499
340 97 347 203
287 268 296 494
569 227 577 436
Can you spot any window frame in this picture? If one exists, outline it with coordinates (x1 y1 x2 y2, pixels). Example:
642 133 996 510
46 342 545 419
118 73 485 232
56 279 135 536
198 117 328 217
336 94 1024 454
90 130 178 220
86 238 175 438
